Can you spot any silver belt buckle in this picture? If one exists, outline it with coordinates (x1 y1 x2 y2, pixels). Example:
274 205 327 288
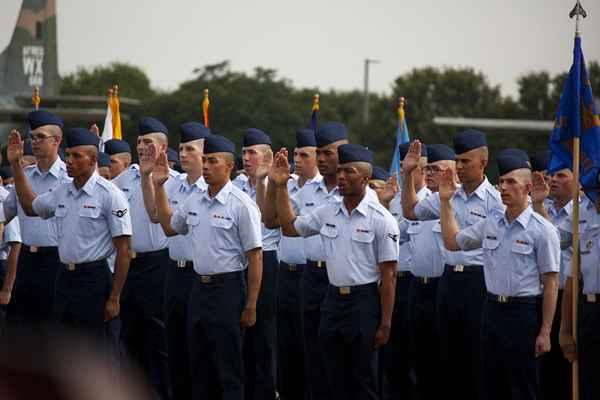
177 260 187 268
498 295 509 303
130 251 137 259
316 261 325 268
200 275 211 284
67 263 76 272
454 264 465 272
587 293 597 303
288 264 298 272
30 246 39 253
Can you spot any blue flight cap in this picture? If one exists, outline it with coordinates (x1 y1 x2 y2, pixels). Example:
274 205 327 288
204 135 236 155
243 128 272 147
315 122 348 148
498 148 530 162
28 110 64 130
180 122 210 143
104 139 131 155
0 166 13 180
97 152 111 168
296 128 317 148
167 148 179 163
23 141 33 156
497 155 530 176
427 144 456 162
338 144 373 165
530 150 550 172
65 128 100 149
371 166 389 181
453 129 487 155
138 117 168 136
399 142 427 160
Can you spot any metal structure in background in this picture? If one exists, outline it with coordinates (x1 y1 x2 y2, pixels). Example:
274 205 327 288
362 58 380 125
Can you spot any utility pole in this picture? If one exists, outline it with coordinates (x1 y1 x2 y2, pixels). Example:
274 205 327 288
363 58 380 125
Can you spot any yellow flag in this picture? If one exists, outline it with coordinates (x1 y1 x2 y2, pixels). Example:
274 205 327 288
111 85 123 140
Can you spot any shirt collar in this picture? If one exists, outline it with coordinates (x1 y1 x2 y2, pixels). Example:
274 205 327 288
202 180 233 205
179 174 206 192
69 171 99 197
337 192 370 217
457 177 491 201
33 156 64 178
500 206 533 229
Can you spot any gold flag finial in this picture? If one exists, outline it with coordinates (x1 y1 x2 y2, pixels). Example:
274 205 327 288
398 97 406 121
203 88 210 127
312 93 320 111
32 86 41 110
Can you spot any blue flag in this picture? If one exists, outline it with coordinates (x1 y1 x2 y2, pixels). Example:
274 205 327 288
389 111 411 176
548 36 600 201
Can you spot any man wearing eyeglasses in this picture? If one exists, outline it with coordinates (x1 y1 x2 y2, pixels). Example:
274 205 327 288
4 110 71 331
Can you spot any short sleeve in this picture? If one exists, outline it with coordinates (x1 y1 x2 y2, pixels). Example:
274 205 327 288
455 218 487 251
293 205 326 237
106 189 132 237
32 190 58 219
3 219 20 244
536 224 560 274
3 187 17 221
375 213 400 263
236 201 262 252
414 192 441 221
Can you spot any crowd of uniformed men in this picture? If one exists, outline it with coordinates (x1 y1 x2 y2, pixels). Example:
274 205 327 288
0 108 597 400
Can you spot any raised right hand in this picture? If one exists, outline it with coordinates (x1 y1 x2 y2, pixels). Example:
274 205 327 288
268 148 290 187
532 171 550 204
7 129 23 166
139 142 158 176
401 140 421 173
151 146 170 186
439 168 457 201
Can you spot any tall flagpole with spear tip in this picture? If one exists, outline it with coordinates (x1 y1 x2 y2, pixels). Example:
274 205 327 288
568 2 586 399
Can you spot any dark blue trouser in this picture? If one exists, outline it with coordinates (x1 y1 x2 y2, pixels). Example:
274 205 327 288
0 260 6 333
12 246 60 329
244 250 279 400
408 276 440 400
379 273 415 400
188 271 246 400
165 260 195 400
120 249 170 400
539 289 570 400
436 267 486 400
277 262 306 400
54 259 112 337
320 283 380 400
301 261 330 400
481 299 540 400
578 298 600 400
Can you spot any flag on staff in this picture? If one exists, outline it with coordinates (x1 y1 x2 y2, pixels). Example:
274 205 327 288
32 86 40 110
203 88 210 127
311 93 319 131
548 35 600 200
389 97 411 176
110 85 123 140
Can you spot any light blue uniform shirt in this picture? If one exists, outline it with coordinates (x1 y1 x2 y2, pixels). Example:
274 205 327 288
293 193 399 287
239 178 280 252
546 199 572 289
456 206 560 297
403 219 446 278
32 172 132 264
390 186 431 271
560 197 600 294
164 173 207 262
291 175 341 263
415 177 504 268
4 157 70 246
111 164 178 253
279 176 307 265
0 186 20 260
171 181 262 275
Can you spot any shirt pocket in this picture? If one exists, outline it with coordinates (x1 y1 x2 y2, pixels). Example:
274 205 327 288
511 238 534 278
319 224 338 259
406 222 422 251
209 215 236 250
79 206 102 239
54 206 67 236
351 227 375 265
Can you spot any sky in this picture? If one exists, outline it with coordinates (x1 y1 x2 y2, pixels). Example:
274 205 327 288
1 0 599 98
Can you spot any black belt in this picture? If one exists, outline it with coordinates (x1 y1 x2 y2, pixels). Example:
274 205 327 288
170 259 193 269
413 276 440 285
328 281 378 296
196 270 243 284
486 292 538 304
582 293 600 304
130 249 168 260
444 264 482 273
23 245 58 255
308 260 327 269
61 259 106 272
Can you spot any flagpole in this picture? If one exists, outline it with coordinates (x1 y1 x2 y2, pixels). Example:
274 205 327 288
32 86 40 110
569 2 586 399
